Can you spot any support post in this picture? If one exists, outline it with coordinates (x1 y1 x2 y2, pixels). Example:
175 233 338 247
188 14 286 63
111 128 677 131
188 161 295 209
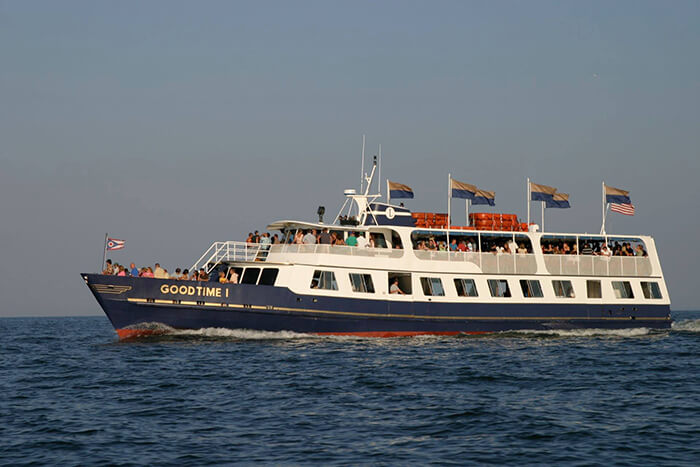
447 173 451 252
387 179 390 204
541 201 545 232
526 177 530 230
600 181 606 234
101 233 108 272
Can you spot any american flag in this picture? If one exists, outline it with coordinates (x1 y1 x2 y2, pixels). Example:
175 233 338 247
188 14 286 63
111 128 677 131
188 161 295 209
610 203 635 216
106 238 125 250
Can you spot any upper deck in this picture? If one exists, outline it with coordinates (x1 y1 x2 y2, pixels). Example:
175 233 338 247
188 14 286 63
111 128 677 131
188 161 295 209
191 226 659 279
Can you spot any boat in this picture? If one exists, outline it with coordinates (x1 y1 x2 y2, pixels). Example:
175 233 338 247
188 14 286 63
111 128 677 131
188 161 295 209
83 159 671 338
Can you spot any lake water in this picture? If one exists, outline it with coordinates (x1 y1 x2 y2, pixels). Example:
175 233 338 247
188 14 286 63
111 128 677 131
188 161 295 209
2 312 699 466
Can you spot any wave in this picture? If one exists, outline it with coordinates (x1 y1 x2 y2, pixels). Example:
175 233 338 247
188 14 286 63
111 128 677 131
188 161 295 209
671 318 700 333
499 327 654 338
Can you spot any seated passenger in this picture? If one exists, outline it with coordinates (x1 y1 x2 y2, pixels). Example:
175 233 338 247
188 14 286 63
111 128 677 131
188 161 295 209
389 278 405 295
228 269 239 284
218 271 228 284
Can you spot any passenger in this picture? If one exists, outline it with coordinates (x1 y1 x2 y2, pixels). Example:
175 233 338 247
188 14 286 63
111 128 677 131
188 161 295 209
356 233 368 248
294 230 304 244
450 239 458 251
438 242 447 252
508 239 518 254
600 244 612 259
303 229 317 245
191 270 199 281
518 243 528 254
199 268 209 281
143 267 154 278
102 259 114 275
130 262 139 277
246 232 254 244
218 271 228 284
253 230 261 243
389 278 405 295
428 238 437 250
116 265 126 276
457 240 467 252
228 269 239 284
174 268 182 279
635 244 647 257
154 263 167 279
272 234 280 244
581 242 593 255
346 232 358 247
260 232 271 248
318 228 332 245
368 236 376 248
335 236 346 246
181 269 189 280
562 243 571 255
571 244 578 255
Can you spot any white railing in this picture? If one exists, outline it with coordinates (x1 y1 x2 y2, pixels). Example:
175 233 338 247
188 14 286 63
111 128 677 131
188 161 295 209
543 255 653 277
413 251 538 274
268 243 404 259
191 241 267 273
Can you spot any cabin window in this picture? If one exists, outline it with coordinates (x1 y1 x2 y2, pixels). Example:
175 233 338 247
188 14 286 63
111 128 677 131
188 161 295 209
259 268 279 286
349 273 375 293
552 280 575 298
420 277 445 296
520 280 543 298
611 281 634 299
389 273 412 294
454 278 478 297
487 279 511 298
311 270 338 290
641 281 662 299
241 268 260 284
587 280 602 299
370 232 388 248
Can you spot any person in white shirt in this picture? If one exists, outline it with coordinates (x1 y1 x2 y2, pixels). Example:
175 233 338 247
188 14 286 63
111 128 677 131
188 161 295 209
356 234 368 248
390 278 405 294
302 230 317 244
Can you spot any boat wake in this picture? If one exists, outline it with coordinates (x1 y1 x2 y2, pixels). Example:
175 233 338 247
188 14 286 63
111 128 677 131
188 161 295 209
671 318 700 333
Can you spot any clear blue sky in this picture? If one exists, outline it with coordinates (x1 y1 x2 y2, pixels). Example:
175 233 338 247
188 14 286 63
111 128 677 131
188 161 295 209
1 0 698 315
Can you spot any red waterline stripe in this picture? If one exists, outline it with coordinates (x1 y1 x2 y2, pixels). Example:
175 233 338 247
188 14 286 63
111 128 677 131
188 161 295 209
116 329 163 339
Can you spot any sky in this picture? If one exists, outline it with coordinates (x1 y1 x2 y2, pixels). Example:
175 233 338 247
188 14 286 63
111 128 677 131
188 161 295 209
1 0 698 316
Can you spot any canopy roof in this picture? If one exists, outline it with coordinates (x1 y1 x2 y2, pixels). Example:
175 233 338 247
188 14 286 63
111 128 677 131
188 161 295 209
266 220 367 232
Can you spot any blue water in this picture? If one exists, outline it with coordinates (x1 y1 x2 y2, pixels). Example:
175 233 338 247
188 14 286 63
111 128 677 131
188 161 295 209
2 313 699 466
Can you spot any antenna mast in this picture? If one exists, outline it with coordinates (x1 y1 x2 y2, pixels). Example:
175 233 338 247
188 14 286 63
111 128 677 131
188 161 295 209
360 135 365 193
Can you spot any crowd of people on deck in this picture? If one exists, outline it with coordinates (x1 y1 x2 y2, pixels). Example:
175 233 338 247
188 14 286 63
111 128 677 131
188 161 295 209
541 240 647 257
101 260 219 281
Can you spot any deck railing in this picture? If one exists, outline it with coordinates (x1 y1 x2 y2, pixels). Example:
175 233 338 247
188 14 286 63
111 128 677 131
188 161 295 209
413 251 538 274
543 255 653 277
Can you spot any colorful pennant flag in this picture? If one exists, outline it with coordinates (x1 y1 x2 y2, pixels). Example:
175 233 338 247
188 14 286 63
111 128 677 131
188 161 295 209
472 189 496 206
605 184 631 204
450 179 477 200
530 182 557 201
106 238 125 251
546 192 571 209
388 181 414 199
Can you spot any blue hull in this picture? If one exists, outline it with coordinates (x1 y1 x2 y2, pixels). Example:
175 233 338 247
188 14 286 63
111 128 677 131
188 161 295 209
83 274 672 337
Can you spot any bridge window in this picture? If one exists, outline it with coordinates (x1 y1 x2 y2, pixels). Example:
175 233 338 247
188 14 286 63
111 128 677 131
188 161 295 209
259 268 279 286
420 277 445 296
311 270 338 290
349 273 375 293
612 281 634 299
641 281 662 299
520 280 543 298
241 268 260 284
487 279 511 298
552 280 575 298
587 280 602 298
454 278 478 297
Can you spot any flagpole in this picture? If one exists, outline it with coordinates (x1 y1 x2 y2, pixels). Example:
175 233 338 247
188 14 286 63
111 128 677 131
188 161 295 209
447 173 451 228
101 233 108 272
466 199 470 227
601 182 606 234
387 179 390 204
360 135 365 193
541 201 545 232
378 144 382 196
526 177 530 230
